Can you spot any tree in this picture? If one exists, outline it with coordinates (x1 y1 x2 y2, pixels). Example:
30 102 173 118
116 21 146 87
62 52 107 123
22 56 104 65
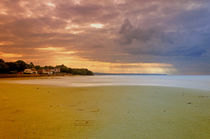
0 59 94 75
71 68 94 75
0 59 5 63
56 64 69 73
29 62 35 68
44 66 54 69
15 60 28 72
0 62 9 73
35 65 41 70
6 62 18 73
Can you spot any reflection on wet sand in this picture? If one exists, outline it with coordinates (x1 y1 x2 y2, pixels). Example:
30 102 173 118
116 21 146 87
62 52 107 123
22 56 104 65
0 82 210 138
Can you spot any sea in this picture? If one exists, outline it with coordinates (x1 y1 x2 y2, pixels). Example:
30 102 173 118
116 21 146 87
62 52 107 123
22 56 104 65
8 75 210 91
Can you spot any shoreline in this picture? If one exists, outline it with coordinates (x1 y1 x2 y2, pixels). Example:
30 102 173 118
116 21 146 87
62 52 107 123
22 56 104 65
2 81 210 92
0 73 94 78
0 73 66 78
0 82 210 138
2 75 210 91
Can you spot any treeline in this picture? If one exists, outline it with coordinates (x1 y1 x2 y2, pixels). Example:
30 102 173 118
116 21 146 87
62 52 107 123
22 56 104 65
55 65 94 75
0 59 94 75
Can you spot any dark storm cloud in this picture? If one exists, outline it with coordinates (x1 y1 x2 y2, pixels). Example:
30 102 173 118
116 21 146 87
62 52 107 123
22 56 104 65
118 18 208 57
116 4 210 74
0 0 210 74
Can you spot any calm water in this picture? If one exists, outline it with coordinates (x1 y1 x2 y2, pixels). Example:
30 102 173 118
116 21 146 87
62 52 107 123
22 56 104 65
8 75 210 91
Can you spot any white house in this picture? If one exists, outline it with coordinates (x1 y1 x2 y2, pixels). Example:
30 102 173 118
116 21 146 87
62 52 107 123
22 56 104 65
24 68 38 74
38 68 61 75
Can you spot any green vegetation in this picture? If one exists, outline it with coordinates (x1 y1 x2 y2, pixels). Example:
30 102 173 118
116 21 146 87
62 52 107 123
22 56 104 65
0 59 94 75
55 64 94 75
0 59 29 74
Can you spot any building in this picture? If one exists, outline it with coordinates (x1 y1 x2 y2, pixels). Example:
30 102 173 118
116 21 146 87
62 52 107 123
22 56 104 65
24 68 38 74
38 68 60 75
54 68 61 73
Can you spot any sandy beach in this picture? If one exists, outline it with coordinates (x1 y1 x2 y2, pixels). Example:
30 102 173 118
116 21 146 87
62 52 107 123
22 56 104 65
0 81 210 138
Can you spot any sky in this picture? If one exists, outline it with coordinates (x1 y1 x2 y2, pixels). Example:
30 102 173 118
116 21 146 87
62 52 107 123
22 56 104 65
0 0 210 74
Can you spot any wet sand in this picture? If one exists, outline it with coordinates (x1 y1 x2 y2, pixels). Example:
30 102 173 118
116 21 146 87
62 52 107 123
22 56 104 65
0 82 210 138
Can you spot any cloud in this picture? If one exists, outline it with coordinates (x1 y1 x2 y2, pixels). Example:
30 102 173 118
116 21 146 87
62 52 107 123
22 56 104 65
0 0 210 74
90 23 104 29
0 51 22 58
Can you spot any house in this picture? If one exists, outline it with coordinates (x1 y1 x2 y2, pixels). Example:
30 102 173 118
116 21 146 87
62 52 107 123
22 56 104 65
54 68 61 73
24 68 38 74
38 69 52 75
38 68 60 75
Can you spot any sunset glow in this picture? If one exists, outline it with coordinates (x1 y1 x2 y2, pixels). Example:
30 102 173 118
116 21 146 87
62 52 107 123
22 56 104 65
46 2 56 8
0 0 210 74
0 52 22 58
1 1 210 139
90 24 104 29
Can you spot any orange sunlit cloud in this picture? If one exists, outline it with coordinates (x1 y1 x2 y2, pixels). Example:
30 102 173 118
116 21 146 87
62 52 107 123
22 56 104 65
0 52 22 58
0 0 209 74
46 2 56 8
0 41 13 46
90 23 104 29
36 47 65 51
31 49 175 74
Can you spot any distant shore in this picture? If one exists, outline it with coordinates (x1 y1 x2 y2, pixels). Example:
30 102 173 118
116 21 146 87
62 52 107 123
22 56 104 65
0 73 93 78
